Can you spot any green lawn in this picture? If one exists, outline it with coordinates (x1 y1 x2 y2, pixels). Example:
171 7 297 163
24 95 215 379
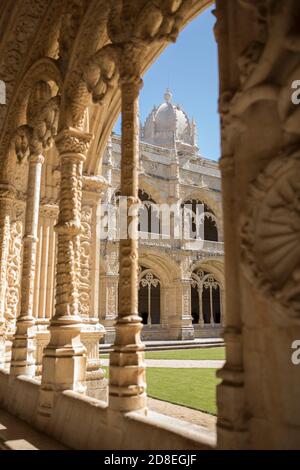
103 365 220 415
145 347 225 361
102 347 225 361
147 368 220 415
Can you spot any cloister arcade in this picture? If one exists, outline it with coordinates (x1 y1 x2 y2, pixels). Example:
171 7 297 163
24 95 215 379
0 0 299 451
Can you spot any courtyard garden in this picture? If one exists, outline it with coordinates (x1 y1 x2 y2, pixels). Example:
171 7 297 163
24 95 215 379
103 347 224 415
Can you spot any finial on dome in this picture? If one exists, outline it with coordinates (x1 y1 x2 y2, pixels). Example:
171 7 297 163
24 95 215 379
164 88 172 103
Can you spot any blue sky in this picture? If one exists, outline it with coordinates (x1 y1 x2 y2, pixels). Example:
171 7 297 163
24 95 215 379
114 4 220 161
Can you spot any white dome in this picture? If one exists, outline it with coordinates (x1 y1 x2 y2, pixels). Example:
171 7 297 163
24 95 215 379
143 90 197 149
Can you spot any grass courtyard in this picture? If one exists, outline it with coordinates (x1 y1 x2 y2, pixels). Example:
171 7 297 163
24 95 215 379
145 346 225 361
103 347 225 361
103 347 224 415
147 367 220 415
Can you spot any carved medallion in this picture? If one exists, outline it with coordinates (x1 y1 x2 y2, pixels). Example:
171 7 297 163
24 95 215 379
241 149 300 321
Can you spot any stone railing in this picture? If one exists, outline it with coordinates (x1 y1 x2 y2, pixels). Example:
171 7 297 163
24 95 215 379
201 240 224 254
138 232 181 249
102 236 224 255
139 234 224 254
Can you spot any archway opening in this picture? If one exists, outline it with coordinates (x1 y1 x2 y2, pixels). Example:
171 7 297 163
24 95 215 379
191 269 222 327
183 199 219 241
138 189 160 236
138 266 161 325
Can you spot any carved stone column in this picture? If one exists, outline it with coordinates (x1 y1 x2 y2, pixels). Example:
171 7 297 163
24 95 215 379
10 154 44 377
4 202 24 369
172 277 194 340
100 243 119 343
80 175 108 400
33 204 58 376
0 183 15 367
109 63 146 412
38 128 90 422
214 0 248 449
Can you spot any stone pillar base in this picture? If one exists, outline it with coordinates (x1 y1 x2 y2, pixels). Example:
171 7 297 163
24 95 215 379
85 368 108 401
37 319 87 425
167 325 195 340
179 325 195 340
102 324 116 344
35 326 50 377
81 320 108 401
10 321 36 377
4 334 13 371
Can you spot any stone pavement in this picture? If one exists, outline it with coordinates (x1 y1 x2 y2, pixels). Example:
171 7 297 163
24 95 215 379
148 397 216 432
100 338 224 353
101 359 225 368
0 409 67 450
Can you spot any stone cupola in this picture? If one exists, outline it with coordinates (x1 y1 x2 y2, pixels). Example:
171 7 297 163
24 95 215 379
142 89 197 149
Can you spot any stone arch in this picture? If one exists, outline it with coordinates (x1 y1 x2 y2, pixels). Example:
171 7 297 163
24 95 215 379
138 266 161 325
190 258 225 327
139 178 165 206
182 190 223 241
138 188 160 235
191 270 222 325
190 258 225 288
139 249 182 329
139 249 181 285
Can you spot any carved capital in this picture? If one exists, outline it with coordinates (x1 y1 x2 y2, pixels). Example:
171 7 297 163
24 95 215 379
84 44 119 104
55 127 92 160
15 94 60 161
108 0 191 46
118 43 145 88
39 204 59 219
82 174 109 195
28 154 44 165
14 125 31 162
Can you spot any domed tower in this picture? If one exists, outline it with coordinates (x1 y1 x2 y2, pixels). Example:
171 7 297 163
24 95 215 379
142 89 197 150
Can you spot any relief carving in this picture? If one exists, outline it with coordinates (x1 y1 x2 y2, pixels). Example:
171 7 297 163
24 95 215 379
78 205 92 318
5 219 23 332
241 149 300 321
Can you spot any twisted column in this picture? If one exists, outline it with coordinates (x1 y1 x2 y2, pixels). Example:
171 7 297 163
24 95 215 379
0 183 15 367
109 73 146 412
10 155 44 376
38 128 91 422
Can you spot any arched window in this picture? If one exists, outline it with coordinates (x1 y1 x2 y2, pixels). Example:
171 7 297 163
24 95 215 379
138 189 160 235
138 266 161 325
191 269 221 325
182 199 218 241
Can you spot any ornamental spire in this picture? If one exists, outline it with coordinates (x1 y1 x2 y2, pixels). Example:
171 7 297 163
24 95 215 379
164 88 172 103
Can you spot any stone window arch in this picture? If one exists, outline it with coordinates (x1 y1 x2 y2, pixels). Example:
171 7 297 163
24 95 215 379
191 269 221 325
138 189 160 235
183 199 218 241
138 266 161 325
